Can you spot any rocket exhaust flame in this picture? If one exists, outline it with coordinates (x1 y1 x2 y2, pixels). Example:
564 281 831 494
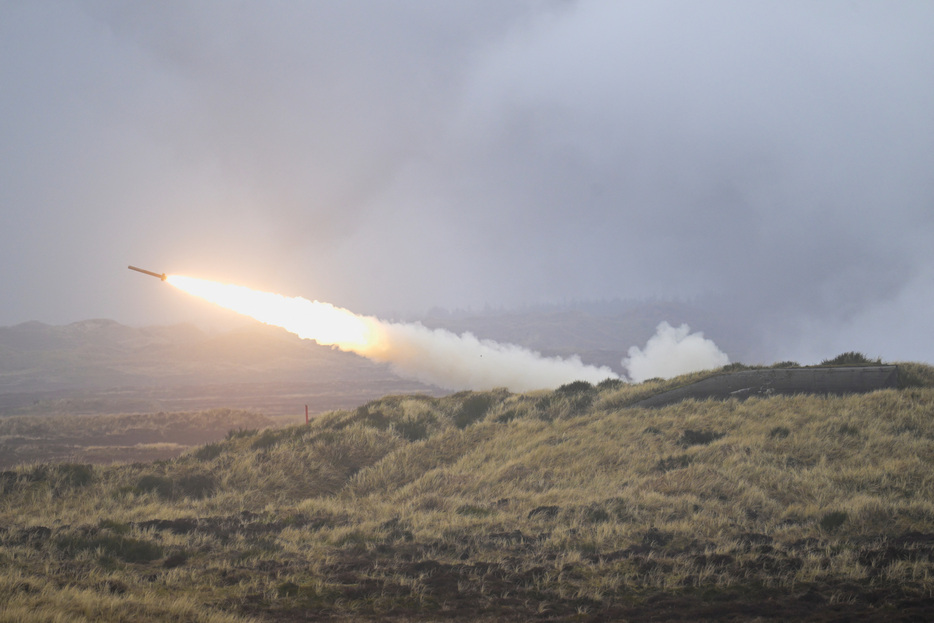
163 275 618 391
166 275 376 350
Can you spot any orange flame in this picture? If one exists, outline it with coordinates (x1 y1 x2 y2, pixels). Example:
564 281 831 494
166 275 378 351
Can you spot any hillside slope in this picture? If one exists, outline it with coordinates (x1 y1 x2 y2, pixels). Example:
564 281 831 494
0 320 437 416
2 363 934 621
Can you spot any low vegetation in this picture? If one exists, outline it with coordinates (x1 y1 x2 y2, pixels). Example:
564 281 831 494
0 409 279 468
820 351 883 366
2 360 934 621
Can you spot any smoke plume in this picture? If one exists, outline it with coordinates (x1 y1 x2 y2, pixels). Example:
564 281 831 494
167 275 617 392
623 322 730 383
362 321 617 392
168 277 737 391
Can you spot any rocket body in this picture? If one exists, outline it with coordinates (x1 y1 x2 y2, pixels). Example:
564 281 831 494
127 265 167 281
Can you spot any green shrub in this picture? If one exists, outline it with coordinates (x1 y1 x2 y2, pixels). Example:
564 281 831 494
551 382 597 417
55 463 94 488
133 471 218 500
354 405 391 430
456 504 493 517
896 363 934 388
278 581 300 597
136 474 174 499
0 470 19 494
555 380 594 396
176 472 217 499
838 424 859 437
657 455 693 472
55 533 163 563
394 415 434 442
578 499 631 523
163 552 188 569
819 511 848 532
768 426 791 439
597 378 625 391
226 428 258 440
251 429 281 450
534 395 555 421
27 465 50 483
679 429 725 447
194 442 224 461
533 387 597 420
495 409 522 424
821 352 881 366
566 394 595 417
582 506 611 523
453 393 496 429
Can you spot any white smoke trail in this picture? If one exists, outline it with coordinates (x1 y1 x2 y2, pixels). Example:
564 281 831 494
363 321 617 392
166 277 733 390
623 321 730 382
167 275 617 392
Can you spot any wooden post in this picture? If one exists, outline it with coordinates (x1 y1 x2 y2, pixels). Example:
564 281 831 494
305 404 309 425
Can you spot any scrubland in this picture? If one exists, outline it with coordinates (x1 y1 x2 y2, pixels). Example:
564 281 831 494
2 362 934 621
0 409 280 468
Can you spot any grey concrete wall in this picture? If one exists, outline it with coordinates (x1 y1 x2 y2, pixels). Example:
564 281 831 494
632 365 898 409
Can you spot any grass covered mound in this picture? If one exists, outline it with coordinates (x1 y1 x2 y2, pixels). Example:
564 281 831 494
2 362 934 621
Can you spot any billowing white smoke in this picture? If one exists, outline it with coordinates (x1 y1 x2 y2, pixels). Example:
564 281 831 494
168 276 730 392
166 275 618 392
362 321 618 392
623 321 729 382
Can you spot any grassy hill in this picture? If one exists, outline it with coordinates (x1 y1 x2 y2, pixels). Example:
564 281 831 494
2 362 934 621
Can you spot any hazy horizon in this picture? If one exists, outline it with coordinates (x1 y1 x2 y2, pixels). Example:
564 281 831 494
3 1 932 366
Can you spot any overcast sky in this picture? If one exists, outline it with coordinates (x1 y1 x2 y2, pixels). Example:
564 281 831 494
2 1 932 365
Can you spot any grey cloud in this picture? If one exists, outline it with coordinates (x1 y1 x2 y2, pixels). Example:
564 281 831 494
1 0 932 364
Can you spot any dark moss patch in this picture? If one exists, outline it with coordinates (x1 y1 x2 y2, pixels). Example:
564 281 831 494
679 429 725 447
819 511 848 532
55 532 163 563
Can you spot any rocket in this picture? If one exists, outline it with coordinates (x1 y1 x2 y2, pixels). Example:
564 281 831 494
127 265 167 281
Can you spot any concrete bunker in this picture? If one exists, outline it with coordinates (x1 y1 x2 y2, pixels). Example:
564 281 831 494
632 365 899 409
